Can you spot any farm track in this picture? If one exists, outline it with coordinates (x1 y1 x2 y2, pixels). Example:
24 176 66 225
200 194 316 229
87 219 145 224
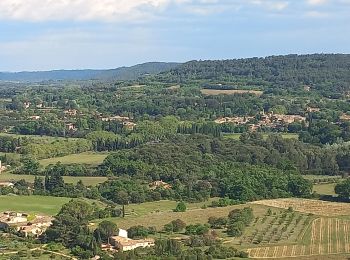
248 217 350 259
336 219 340 253
328 218 332 253
345 221 349 253
319 218 323 255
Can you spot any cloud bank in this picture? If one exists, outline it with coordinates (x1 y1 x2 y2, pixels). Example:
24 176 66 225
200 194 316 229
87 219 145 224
1 0 347 22
0 0 179 22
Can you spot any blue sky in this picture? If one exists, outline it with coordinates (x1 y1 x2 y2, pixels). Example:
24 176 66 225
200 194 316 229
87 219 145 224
0 0 349 71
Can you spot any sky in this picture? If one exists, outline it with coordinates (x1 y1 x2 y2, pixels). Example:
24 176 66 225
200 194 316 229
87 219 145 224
0 0 350 71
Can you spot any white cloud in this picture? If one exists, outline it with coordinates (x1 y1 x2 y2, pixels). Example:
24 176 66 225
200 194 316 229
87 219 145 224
305 10 329 17
0 0 295 22
0 0 180 22
252 0 289 11
0 0 349 22
306 0 327 5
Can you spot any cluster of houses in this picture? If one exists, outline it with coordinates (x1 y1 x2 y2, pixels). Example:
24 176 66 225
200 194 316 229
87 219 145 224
215 111 306 131
28 115 41 120
63 111 137 131
26 108 137 132
0 181 13 188
215 116 254 125
23 102 46 110
102 229 155 252
98 114 137 130
0 208 155 253
340 114 350 121
149 180 172 190
0 211 53 237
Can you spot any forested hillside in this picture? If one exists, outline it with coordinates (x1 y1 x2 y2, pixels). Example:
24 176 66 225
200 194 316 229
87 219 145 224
158 54 350 93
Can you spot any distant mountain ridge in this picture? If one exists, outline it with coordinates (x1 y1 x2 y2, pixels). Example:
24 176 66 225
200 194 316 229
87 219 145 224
0 62 181 82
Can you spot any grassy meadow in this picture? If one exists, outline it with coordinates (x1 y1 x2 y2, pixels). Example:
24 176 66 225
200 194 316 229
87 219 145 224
0 172 107 186
39 152 108 167
303 175 342 181
313 183 337 196
0 195 71 215
96 200 269 230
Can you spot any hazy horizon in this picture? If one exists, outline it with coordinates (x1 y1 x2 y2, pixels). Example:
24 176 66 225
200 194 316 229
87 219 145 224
2 53 349 73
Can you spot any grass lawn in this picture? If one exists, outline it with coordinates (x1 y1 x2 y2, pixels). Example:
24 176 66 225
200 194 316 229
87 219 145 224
0 172 107 186
0 195 71 215
313 183 337 196
39 152 109 167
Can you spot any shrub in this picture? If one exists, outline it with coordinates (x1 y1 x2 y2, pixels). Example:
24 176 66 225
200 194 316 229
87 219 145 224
174 201 187 212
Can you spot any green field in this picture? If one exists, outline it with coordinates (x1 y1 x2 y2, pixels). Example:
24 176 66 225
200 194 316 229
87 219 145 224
39 152 109 167
124 199 218 217
0 195 71 215
0 132 74 141
0 152 20 159
223 133 299 140
313 183 337 196
0 172 107 186
303 175 342 181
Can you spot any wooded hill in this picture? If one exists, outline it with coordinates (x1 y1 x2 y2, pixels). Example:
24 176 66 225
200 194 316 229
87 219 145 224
0 62 180 82
157 54 350 93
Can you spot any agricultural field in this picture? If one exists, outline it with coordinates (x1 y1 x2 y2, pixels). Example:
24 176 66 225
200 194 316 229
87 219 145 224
243 198 350 259
92 199 350 259
229 208 313 247
303 175 342 181
0 172 107 186
250 198 350 217
234 198 350 259
104 198 350 259
0 195 71 215
39 152 108 167
0 195 105 216
98 201 269 230
201 89 263 96
247 217 350 259
313 183 337 196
